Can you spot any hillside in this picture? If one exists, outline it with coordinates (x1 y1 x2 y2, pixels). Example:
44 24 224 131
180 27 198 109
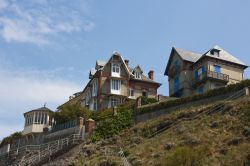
43 95 250 166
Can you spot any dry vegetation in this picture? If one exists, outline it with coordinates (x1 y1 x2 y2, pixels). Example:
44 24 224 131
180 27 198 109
48 96 250 166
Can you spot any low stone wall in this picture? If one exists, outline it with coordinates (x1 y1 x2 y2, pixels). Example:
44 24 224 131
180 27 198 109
134 90 242 123
0 144 9 155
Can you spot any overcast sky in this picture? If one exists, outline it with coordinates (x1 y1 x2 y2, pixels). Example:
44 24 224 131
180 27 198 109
0 0 250 140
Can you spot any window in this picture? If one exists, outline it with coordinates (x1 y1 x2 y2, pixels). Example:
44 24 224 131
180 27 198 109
111 79 121 94
92 81 98 96
44 113 48 124
129 89 134 96
111 98 119 107
111 79 121 90
195 66 205 80
112 64 120 77
174 76 179 92
211 49 220 57
214 65 221 73
142 91 148 97
135 71 141 79
197 87 204 94
174 60 178 66
93 99 97 110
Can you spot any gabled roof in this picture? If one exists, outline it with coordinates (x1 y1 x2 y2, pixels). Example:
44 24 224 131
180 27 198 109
132 65 144 73
200 45 248 67
174 47 202 62
89 68 97 78
164 47 202 75
96 60 106 67
165 46 248 76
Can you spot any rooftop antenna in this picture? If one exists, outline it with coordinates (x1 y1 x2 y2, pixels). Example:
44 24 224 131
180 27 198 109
44 102 47 107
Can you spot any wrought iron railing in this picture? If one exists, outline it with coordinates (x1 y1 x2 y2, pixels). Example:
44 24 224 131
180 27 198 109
193 70 229 86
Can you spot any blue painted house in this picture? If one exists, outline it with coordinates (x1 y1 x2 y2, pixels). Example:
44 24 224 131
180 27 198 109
164 45 248 97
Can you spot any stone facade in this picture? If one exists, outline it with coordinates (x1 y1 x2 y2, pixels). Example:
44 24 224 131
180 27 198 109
62 52 161 111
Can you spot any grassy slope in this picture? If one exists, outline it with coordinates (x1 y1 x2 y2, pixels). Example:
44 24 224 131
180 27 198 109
71 96 250 166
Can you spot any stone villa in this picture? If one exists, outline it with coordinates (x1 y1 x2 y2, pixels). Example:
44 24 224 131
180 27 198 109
62 52 161 111
164 45 248 98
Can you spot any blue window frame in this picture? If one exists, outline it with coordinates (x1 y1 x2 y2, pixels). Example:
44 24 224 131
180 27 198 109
174 60 178 66
214 65 221 73
197 86 204 94
195 65 205 79
174 76 179 92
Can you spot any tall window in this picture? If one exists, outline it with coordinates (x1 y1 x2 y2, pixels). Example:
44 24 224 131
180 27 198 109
111 79 121 90
93 99 97 110
112 64 120 76
129 89 134 96
174 76 179 92
111 98 119 107
142 90 148 97
135 71 141 79
195 66 205 80
92 81 98 96
214 65 221 73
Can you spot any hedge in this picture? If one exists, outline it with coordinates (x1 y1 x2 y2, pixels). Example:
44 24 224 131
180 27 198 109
137 79 250 115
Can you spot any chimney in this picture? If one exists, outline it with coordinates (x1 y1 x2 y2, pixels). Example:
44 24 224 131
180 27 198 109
148 70 154 80
124 59 129 67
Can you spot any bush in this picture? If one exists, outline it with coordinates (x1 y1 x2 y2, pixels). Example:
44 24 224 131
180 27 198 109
137 79 250 115
0 132 22 148
165 146 203 166
52 104 92 124
91 110 134 142
141 96 157 105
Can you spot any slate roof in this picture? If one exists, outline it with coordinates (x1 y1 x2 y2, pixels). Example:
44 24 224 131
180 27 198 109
174 47 202 62
165 45 248 75
202 45 247 67
24 106 53 115
90 68 97 75
96 60 106 67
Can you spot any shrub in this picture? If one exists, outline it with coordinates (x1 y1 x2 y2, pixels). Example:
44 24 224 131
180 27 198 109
137 79 250 115
165 146 203 166
52 104 92 124
0 132 22 148
141 96 157 106
91 110 134 142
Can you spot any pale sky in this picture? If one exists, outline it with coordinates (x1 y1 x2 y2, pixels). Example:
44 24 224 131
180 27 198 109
0 0 250 140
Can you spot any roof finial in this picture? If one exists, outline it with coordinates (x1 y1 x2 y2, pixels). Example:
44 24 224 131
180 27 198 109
44 102 47 108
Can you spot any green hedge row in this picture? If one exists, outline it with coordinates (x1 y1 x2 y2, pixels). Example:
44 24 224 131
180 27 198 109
137 79 250 115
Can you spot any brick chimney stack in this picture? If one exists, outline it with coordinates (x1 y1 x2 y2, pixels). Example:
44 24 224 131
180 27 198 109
148 70 154 80
124 59 129 67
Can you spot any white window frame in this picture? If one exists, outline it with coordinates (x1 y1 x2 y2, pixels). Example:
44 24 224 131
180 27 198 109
111 63 120 77
129 88 136 99
135 71 141 79
110 79 121 94
110 98 119 108
92 80 98 97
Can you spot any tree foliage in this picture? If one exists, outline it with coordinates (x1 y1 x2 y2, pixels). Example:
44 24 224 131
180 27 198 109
0 132 22 148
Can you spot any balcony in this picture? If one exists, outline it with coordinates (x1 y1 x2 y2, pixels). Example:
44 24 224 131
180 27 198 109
193 70 229 87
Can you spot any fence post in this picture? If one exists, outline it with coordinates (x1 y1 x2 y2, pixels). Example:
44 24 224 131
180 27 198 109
136 97 142 108
245 87 249 96
86 119 95 136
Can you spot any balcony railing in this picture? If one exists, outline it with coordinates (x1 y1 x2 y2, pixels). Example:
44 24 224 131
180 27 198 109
193 70 229 87
207 70 229 81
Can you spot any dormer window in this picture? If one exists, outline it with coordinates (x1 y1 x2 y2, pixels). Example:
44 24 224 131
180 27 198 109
211 49 220 57
135 71 141 79
111 63 120 77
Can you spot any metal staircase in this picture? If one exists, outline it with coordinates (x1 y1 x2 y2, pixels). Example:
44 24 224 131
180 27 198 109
6 134 82 166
